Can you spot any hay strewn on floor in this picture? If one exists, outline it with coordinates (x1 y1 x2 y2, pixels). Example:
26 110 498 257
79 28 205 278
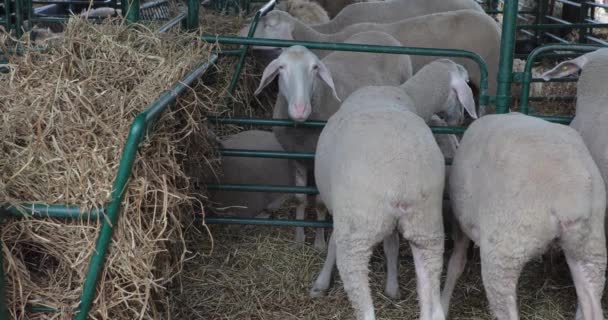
0 16 225 319
173 224 605 320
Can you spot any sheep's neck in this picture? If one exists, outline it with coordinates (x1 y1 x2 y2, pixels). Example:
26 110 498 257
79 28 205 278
401 77 450 122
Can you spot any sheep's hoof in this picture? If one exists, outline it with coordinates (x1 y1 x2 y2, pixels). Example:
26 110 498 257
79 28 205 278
384 286 401 301
314 235 326 251
295 228 306 243
309 285 328 298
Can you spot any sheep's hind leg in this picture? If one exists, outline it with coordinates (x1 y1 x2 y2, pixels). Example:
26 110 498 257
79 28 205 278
314 195 327 250
480 245 524 320
560 219 606 320
440 220 470 316
310 232 336 298
334 226 379 320
383 229 401 300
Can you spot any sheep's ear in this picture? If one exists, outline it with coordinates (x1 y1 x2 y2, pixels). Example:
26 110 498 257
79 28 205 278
539 55 588 80
317 61 341 102
254 58 282 95
450 74 477 119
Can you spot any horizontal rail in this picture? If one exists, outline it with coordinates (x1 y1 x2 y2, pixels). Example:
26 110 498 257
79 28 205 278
517 22 608 30
201 35 490 108
519 44 605 115
206 184 319 194
208 117 467 134
204 216 333 228
157 11 186 33
1 204 103 219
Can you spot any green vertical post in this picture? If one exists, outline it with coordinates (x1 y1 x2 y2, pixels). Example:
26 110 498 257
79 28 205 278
125 0 140 23
495 0 518 114
184 0 199 31
73 116 146 320
578 1 588 43
14 0 22 38
535 0 547 45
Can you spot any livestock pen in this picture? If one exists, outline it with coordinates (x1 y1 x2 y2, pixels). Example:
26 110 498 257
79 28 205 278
1 0 608 319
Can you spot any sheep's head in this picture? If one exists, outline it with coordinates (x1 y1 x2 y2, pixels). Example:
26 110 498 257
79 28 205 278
425 59 478 126
238 11 295 50
254 45 340 123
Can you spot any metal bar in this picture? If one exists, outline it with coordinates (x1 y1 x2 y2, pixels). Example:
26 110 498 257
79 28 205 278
585 35 608 46
517 22 608 29
587 0 608 9
535 0 547 45
519 44 602 114
544 31 572 43
221 149 315 160
1 204 103 219
205 217 333 228
226 0 277 95
556 0 582 7
125 0 140 22
534 115 573 123
207 184 319 194
203 35 490 108
208 117 467 134
185 0 199 31
74 55 218 320
15 0 23 38
2 0 9 31
495 0 518 114
157 11 186 33
579 1 588 44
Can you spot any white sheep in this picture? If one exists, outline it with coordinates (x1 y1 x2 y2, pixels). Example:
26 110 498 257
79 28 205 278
275 0 330 25
442 112 606 320
240 9 501 98
313 59 477 320
309 0 483 34
309 115 460 301
80 7 122 18
202 130 294 218
312 0 378 19
254 31 413 250
540 47 608 235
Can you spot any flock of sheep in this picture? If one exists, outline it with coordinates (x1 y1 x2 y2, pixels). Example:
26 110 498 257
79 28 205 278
205 0 608 319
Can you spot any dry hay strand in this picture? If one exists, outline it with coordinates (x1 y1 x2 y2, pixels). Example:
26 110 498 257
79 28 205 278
0 16 223 319
171 224 608 320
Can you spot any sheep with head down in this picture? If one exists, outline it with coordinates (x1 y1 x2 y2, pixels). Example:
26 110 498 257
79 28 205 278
313 58 477 320
275 0 330 25
254 31 413 250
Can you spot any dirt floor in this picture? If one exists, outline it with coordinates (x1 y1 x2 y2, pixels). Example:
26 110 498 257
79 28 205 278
169 223 602 320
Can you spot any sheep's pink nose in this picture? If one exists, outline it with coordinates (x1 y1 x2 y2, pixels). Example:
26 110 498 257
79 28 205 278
289 103 310 122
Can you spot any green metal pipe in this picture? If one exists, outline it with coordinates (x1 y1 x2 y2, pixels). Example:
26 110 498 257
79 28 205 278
517 22 608 29
201 35 489 108
1 204 102 219
125 0 140 23
2 0 8 31
534 115 573 124
157 11 186 33
495 0 518 114
74 114 147 320
185 0 199 31
225 0 276 95
204 217 333 228
221 149 315 160
145 55 218 122
206 184 319 194
15 0 23 38
75 56 217 320
519 44 602 114
28 306 61 313
208 117 467 134
219 148 454 165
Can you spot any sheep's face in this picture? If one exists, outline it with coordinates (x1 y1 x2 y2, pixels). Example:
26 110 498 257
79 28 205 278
431 60 478 126
254 46 339 123
238 11 295 51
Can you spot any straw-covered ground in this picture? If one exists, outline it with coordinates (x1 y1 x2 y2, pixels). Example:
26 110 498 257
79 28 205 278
171 223 608 320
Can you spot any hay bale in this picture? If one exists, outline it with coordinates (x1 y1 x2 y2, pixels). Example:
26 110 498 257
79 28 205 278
0 16 224 319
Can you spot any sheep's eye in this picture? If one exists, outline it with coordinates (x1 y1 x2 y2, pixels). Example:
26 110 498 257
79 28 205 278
279 65 285 70
312 65 319 71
